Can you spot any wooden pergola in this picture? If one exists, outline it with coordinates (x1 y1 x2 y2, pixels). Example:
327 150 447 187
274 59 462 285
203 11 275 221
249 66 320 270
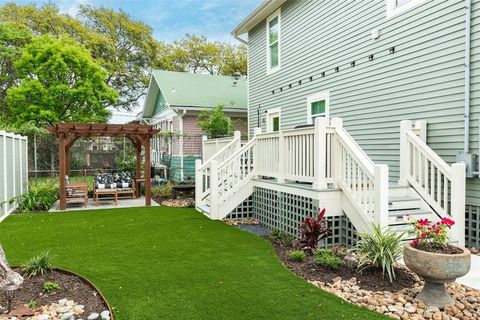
48 123 160 210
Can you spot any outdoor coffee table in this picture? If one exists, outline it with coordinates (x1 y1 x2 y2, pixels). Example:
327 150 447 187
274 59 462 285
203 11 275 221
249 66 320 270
94 189 118 207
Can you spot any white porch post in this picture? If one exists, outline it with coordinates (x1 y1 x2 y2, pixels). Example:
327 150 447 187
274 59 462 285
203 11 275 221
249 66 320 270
414 120 427 143
313 117 327 189
234 130 241 149
451 163 466 247
195 159 202 206
210 160 219 219
278 130 285 183
201 135 207 160
253 128 262 179
399 120 413 186
374 164 389 229
330 118 343 188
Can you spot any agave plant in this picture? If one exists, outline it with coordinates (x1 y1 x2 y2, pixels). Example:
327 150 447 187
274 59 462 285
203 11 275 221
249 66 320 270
294 208 332 254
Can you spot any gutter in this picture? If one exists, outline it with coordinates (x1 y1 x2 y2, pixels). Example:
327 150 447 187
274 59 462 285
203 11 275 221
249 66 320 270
233 33 248 45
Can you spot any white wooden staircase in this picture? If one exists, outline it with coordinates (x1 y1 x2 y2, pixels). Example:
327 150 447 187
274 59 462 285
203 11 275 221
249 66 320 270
196 118 466 246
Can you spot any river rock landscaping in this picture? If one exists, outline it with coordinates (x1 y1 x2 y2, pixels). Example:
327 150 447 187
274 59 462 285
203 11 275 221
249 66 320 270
0 269 109 320
270 237 480 320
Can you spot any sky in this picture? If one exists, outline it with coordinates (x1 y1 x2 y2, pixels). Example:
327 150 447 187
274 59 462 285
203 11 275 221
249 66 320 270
0 0 261 122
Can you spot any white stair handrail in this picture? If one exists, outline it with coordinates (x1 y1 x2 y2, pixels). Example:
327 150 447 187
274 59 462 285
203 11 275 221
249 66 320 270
331 118 389 230
399 120 466 246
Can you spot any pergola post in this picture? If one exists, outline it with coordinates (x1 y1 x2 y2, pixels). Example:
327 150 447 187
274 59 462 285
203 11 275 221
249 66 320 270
135 145 142 182
59 134 66 210
144 137 151 206
65 148 71 176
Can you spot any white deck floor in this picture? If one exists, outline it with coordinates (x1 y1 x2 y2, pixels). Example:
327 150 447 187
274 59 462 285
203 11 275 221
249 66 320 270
48 197 159 212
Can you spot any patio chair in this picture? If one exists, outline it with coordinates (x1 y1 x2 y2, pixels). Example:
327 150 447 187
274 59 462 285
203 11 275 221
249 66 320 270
65 176 88 208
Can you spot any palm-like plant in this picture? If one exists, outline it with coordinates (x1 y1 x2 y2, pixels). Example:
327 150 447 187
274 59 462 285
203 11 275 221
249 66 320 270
355 224 404 282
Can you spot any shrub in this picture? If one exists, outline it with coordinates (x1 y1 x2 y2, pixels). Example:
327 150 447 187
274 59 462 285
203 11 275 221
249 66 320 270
294 208 332 253
197 105 233 138
2 185 58 213
288 250 306 262
313 249 343 268
152 182 173 199
42 281 61 293
270 229 294 246
355 224 403 283
21 251 53 277
27 300 38 308
409 216 454 248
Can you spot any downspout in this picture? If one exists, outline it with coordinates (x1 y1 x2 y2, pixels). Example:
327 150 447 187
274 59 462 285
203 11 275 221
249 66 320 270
464 0 472 154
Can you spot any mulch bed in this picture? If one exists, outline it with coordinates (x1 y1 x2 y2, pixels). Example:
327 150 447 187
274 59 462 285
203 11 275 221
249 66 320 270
154 197 195 207
1 268 107 317
270 240 416 292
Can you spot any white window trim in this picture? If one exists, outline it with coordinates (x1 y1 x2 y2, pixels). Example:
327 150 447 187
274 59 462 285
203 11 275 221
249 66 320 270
266 107 281 132
266 8 281 75
386 0 427 19
306 91 330 125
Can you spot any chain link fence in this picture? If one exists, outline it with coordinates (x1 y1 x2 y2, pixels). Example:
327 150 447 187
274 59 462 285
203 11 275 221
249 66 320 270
27 133 204 191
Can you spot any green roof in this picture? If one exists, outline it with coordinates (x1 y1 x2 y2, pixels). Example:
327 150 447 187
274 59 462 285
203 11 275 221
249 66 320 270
143 70 247 118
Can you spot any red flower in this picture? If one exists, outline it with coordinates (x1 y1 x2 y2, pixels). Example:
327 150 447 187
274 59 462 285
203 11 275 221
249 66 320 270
421 233 428 238
418 219 430 226
441 217 455 227
412 239 419 247
434 228 440 234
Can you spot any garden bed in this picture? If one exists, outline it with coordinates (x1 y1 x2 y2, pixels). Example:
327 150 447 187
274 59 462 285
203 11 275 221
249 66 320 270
271 241 416 292
269 238 480 319
1 268 112 320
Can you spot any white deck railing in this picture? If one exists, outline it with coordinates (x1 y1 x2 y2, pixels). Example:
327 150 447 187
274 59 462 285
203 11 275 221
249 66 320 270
196 118 389 228
399 120 466 246
202 133 239 161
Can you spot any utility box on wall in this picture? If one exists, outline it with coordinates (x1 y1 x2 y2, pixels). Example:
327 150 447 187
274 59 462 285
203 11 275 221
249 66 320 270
457 153 478 178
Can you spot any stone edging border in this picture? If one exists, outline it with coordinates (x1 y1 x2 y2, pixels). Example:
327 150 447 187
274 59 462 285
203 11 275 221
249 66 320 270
13 266 115 320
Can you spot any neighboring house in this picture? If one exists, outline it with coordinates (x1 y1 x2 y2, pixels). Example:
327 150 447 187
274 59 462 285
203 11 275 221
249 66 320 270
196 0 480 247
141 70 248 182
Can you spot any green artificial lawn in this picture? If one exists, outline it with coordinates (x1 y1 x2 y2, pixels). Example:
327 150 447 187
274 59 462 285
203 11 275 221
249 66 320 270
0 207 388 319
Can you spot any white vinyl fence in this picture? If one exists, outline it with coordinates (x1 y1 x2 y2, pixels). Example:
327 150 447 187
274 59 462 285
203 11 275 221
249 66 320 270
0 131 28 221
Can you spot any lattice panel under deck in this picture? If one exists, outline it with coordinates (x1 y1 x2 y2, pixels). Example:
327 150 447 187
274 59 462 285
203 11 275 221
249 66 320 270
466 204 480 247
252 186 358 247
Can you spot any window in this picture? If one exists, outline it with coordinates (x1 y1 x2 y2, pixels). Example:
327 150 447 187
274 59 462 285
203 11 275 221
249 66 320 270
266 107 281 132
386 0 427 19
307 91 329 124
266 9 281 74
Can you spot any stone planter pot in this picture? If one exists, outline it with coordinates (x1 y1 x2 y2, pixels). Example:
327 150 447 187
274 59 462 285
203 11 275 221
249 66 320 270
403 242 471 309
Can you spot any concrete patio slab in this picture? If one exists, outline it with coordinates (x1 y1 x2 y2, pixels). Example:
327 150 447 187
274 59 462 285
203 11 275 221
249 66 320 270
49 197 159 212
457 254 480 290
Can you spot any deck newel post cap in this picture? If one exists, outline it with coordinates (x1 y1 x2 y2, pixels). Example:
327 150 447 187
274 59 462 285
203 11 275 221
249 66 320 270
330 118 343 129
234 131 241 139
254 127 262 136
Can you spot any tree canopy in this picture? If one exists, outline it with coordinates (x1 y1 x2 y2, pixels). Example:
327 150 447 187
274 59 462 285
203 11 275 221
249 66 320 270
5 35 117 127
0 2 248 124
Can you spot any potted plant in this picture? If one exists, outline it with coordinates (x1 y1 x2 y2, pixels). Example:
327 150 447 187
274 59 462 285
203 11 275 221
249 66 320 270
403 217 471 309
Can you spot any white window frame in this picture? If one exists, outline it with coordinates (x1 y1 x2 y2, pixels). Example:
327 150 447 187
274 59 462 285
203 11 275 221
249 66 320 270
266 107 281 132
306 91 330 125
386 0 427 19
266 8 281 75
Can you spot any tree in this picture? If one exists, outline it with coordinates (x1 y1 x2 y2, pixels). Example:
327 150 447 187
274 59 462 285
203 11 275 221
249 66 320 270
77 5 175 111
0 23 32 116
0 3 176 111
171 34 247 76
197 105 233 138
5 35 117 127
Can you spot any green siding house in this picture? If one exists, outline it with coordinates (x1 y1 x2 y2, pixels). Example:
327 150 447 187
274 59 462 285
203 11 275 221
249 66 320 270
142 70 248 182
195 0 480 248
